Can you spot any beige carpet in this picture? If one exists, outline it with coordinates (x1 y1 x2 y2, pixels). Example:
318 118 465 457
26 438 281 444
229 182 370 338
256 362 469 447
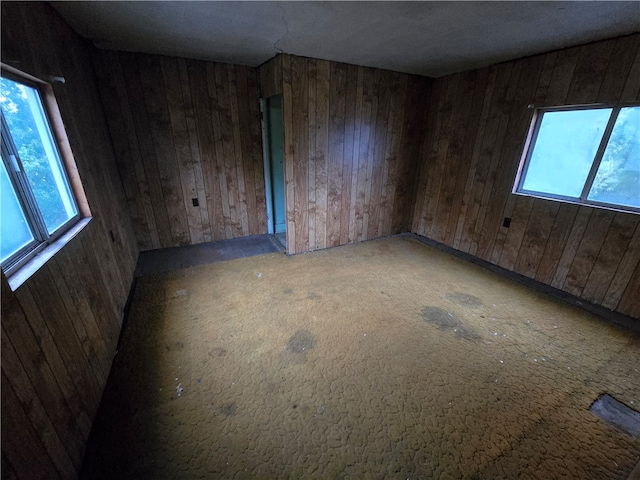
82 235 640 479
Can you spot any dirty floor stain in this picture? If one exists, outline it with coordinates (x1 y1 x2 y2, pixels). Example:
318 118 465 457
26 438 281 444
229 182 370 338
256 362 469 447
81 236 640 479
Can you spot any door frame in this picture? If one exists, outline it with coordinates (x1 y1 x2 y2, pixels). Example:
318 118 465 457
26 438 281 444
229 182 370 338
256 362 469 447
260 97 275 235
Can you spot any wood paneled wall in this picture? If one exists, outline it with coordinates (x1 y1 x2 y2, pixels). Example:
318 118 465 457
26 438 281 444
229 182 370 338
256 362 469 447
93 50 267 251
412 33 640 319
1 3 139 479
261 54 431 254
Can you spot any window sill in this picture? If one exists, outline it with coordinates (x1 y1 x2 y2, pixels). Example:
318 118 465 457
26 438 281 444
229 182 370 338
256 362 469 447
7 217 92 291
513 191 640 216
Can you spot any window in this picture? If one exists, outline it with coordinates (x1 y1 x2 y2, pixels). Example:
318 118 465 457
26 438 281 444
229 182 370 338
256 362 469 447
1 68 87 279
515 104 640 213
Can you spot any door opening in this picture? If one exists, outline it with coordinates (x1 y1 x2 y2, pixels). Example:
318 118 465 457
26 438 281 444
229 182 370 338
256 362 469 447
261 95 286 244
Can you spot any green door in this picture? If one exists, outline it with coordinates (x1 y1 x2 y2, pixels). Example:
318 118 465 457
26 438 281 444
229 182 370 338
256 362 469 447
266 95 285 234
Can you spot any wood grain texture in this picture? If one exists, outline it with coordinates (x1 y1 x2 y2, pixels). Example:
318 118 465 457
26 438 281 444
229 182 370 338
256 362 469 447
1 3 139 479
268 54 432 254
412 33 640 319
93 50 268 250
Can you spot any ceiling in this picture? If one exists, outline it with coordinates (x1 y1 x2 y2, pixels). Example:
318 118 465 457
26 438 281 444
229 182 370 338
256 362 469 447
51 1 640 78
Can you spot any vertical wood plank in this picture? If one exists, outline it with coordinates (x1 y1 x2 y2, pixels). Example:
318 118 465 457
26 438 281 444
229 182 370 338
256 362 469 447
160 55 203 244
292 56 309 253
307 58 318 251
315 60 331 249
327 62 346 247
282 54 296 253
1 371 62 480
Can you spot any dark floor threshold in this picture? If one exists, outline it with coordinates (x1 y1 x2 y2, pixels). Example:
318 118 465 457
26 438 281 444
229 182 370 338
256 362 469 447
134 234 285 277
590 393 640 437
404 233 640 333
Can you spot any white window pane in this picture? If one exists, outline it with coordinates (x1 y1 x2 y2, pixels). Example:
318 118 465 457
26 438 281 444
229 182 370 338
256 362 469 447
522 108 612 198
0 77 78 234
0 159 34 264
588 107 640 209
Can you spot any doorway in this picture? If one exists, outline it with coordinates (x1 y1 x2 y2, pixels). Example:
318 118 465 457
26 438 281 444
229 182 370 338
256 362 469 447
261 95 286 246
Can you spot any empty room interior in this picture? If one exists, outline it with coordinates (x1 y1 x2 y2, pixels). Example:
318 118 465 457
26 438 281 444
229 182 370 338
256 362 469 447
2 1 640 479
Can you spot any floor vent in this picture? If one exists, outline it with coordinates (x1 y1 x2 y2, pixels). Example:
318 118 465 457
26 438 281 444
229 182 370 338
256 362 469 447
590 393 640 437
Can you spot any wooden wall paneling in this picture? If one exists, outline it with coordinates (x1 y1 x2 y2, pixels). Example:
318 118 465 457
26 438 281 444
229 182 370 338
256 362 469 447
617 262 640 318
621 44 640 102
51 244 111 378
21 267 104 413
491 54 555 267
602 222 640 311
456 64 511 254
2 291 88 466
565 39 616 105
392 75 430 233
597 35 639 103
441 69 486 246
139 54 191 245
307 57 317 251
96 51 267 249
350 67 368 243
366 69 391 241
1 331 76 479
246 67 268 234
433 73 476 244
534 204 580 284
339 64 359 244
411 34 640 318
71 234 121 352
359 68 381 241
259 54 283 99
2 5 140 477
228 64 251 236
120 52 174 247
327 62 347 247
420 74 460 241
92 51 154 251
189 60 226 241
488 56 548 267
161 56 204 245
542 46 581 107
315 60 331 249
451 67 498 251
549 207 593 289
45 258 108 386
581 213 640 304
178 58 213 242
513 199 560 278
112 51 160 249
520 48 583 282
562 210 616 296
472 59 527 262
292 56 309 253
465 62 516 256
374 69 395 239
381 72 408 238
282 54 297 253
347 66 365 245
1 371 62 480
207 63 235 238
216 63 245 237
237 65 262 235
2 451 19 480
413 78 445 236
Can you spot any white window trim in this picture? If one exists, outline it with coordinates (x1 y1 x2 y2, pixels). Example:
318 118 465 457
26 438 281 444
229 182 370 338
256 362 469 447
514 102 640 215
1 63 92 289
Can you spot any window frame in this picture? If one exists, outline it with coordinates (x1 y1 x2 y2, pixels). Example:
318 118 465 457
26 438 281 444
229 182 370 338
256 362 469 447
1 63 91 285
514 102 640 214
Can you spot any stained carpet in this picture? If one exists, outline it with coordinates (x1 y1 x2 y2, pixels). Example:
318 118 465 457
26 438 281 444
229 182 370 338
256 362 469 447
81 235 640 479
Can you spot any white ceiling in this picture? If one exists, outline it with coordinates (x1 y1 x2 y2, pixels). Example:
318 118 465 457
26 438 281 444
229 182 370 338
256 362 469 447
51 1 640 78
